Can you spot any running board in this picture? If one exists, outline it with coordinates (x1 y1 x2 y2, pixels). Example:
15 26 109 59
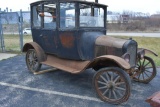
41 55 90 74
34 68 57 75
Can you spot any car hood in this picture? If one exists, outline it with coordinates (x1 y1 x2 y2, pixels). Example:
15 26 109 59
95 36 128 48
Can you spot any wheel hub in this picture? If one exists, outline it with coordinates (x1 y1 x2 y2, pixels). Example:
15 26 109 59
107 81 116 89
140 66 145 72
138 66 145 73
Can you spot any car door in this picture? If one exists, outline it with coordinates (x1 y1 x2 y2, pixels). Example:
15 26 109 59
57 2 80 60
31 2 58 54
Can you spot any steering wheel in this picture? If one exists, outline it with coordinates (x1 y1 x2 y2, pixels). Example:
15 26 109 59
87 19 96 26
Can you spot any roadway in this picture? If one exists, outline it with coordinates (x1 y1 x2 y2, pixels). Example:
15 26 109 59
107 32 160 37
0 55 159 107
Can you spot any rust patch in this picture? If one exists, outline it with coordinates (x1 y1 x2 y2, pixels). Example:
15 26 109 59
146 91 160 107
59 32 75 48
43 36 51 47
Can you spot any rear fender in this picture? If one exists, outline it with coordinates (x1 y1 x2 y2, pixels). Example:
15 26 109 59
86 55 130 71
138 48 158 57
23 42 47 62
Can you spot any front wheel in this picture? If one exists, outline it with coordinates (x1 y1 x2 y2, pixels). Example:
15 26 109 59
26 49 41 73
132 56 156 83
93 67 131 104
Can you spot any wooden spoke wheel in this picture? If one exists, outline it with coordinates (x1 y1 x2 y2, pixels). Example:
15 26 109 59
93 67 131 104
133 56 156 83
26 49 41 73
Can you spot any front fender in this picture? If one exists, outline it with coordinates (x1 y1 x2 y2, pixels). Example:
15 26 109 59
84 55 130 71
23 42 47 62
138 48 158 57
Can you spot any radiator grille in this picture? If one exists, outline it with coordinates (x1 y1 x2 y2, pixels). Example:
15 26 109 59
126 44 137 67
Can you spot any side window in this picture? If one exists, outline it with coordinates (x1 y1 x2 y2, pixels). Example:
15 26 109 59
43 3 57 29
79 4 104 27
32 5 41 27
60 3 75 28
32 3 56 29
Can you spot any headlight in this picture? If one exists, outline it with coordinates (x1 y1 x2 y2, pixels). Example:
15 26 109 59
138 49 145 59
122 53 130 63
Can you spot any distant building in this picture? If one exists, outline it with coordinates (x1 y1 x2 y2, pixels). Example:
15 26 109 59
0 12 19 24
107 14 129 23
151 14 160 19
17 11 30 23
22 11 30 23
0 11 30 24
121 15 129 23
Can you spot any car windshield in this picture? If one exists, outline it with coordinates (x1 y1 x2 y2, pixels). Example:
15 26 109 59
79 3 104 27
25 28 31 30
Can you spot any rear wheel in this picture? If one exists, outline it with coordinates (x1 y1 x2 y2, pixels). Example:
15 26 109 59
93 67 131 104
133 56 156 83
26 49 41 73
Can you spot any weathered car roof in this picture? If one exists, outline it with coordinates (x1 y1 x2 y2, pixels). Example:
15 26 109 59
30 0 108 7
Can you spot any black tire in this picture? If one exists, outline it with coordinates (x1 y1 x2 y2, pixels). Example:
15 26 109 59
26 49 41 73
24 32 27 35
133 56 156 83
93 67 131 104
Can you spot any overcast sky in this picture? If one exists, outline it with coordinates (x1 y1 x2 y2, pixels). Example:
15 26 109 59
0 0 159 14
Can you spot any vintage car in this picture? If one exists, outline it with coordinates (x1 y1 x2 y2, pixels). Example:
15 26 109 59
23 0 158 104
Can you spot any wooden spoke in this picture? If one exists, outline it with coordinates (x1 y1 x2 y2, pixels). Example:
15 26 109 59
108 90 111 99
100 75 108 83
112 90 118 99
115 86 126 91
145 69 153 73
145 67 152 69
115 82 125 86
114 89 123 97
142 72 145 80
105 72 110 81
102 89 109 96
98 81 107 85
114 76 120 83
142 59 146 66
144 71 150 78
99 86 108 90
110 72 114 81
144 62 151 67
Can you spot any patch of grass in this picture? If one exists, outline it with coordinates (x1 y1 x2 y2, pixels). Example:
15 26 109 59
113 36 160 66
3 34 32 52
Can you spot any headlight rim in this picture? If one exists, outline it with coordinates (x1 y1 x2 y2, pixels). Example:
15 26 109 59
138 49 145 59
122 53 130 63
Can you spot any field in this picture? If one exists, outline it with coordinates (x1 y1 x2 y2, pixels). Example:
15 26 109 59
2 34 32 52
2 34 160 66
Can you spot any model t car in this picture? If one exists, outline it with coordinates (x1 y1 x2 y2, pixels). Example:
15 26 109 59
23 0 158 104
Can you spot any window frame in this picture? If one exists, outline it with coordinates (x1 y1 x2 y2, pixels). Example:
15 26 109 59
59 2 77 29
79 3 105 28
31 1 57 30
